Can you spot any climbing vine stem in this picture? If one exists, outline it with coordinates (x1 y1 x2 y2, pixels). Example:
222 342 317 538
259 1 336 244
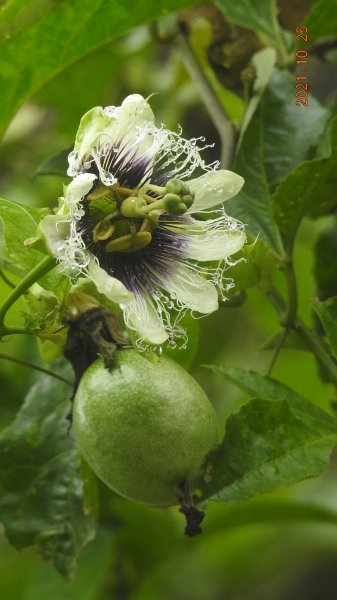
0 352 73 386
267 288 337 386
266 238 297 375
266 247 337 387
0 255 57 338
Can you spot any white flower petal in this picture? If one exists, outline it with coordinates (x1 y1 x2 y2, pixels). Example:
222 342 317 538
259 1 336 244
122 294 168 345
39 209 89 269
39 174 95 260
187 170 244 212
68 96 156 182
67 107 114 176
40 173 96 268
101 95 157 185
66 173 97 206
182 217 246 261
111 94 155 134
39 214 70 257
87 258 133 304
161 264 218 314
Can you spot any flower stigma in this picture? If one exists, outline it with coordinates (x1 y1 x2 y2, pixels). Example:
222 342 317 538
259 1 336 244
84 177 196 256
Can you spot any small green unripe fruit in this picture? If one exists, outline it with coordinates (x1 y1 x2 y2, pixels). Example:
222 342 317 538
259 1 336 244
73 350 218 506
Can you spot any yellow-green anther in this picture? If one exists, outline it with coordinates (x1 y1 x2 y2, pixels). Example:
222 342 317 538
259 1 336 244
120 196 147 218
105 231 152 253
115 185 138 198
93 215 116 242
87 184 112 201
139 218 154 233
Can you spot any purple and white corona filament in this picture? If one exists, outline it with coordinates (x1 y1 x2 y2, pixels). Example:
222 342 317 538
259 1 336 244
40 95 246 347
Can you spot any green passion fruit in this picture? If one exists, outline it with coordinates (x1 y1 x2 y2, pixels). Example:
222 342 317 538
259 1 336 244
73 350 218 506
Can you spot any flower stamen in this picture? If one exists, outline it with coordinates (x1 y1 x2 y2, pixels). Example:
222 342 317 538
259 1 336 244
115 185 137 198
93 214 116 242
139 218 154 233
105 231 152 253
87 185 114 201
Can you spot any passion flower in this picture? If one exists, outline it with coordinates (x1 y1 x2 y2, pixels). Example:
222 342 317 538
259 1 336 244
40 94 246 347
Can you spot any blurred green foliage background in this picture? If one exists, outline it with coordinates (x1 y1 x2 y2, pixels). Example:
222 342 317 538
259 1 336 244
1 0 337 598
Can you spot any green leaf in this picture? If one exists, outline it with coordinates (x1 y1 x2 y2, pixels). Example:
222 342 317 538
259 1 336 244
198 367 337 502
226 104 283 253
304 0 337 41
261 71 327 186
0 0 194 137
245 238 277 291
226 255 260 290
0 197 49 274
314 218 337 300
226 238 277 293
23 282 69 359
216 0 285 51
313 296 337 361
227 69 326 253
35 147 72 179
198 394 337 503
272 117 337 239
80 459 99 520
0 197 64 297
0 360 95 577
202 365 334 422
238 47 277 141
